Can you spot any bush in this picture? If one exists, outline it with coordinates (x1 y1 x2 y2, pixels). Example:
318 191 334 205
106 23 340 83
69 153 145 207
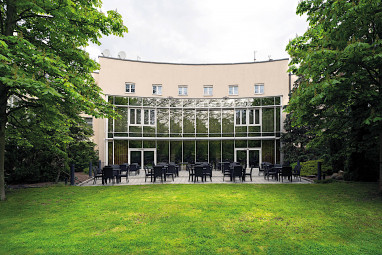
291 160 332 176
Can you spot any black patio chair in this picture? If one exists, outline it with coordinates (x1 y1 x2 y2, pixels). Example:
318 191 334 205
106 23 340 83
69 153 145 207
194 165 205 182
266 165 278 181
118 164 129 183
243 166 253 181
102 166 115 185
153 165 164 183
293 164 302 181
129 163 140 175
165 165 175 182
144 165 153 182
223 165 233 181
203 164 213 182
279 166 293 182
232 165 243 182
93 166 103 184
187 164 195 182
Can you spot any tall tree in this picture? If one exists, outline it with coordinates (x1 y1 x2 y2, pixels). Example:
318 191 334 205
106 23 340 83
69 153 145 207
286 0 382 189
0 0 127 200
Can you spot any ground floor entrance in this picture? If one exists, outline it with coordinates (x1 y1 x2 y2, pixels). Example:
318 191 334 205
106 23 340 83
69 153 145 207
108 139 280 167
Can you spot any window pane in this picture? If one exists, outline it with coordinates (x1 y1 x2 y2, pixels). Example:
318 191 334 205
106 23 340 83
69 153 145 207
115 107 128 132
262 108 274 133
144 109 149 125
170 109 182 136
158 86 162 95
249 109 254 125
183 140 195 163
196 140 208 162
209 140 221 165
136 109 141 124
150 110 155 125
196 110 208 136
130 109 135 125
157 140 169 163
170 141 182 163
183 109 195 135
262 140 275 163
255 109 260 124
157 108 169 135
222 140 234 162
242 110 246 125
209 110 221 136
235 110 240 125
153 86 157 94
222 110 234 136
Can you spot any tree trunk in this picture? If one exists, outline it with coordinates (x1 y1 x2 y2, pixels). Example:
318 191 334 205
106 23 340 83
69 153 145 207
379 132 382 193
0 86 7 201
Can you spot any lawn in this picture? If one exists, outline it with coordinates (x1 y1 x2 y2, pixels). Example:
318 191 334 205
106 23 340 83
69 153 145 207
0 182 381 254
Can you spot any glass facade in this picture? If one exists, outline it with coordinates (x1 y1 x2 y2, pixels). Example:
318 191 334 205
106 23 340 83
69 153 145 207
107 96 282 167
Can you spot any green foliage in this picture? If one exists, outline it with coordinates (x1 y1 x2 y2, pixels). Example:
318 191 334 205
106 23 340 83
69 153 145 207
0 183 381 254
0 0 127 195
286 0 382 181
291 160 332 176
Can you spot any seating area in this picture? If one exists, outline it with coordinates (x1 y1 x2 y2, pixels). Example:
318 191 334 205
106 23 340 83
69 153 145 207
88 162 309 186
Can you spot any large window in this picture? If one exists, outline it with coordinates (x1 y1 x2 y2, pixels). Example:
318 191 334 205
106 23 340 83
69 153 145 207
254 83 264 94
235 109 260 126
152 84 162 95
130 108 155 126
178 85 188 96
125 82 135 93
229 85 238 95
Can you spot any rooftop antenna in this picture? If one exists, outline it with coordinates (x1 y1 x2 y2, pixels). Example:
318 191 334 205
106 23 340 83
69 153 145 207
118 51 126 59
254 50 257 62
101 49 110 57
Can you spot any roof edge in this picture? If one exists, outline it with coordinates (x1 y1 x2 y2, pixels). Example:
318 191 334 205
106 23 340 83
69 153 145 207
98 56 289 66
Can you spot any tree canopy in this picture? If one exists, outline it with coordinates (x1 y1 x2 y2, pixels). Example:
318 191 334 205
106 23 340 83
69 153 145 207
0 0 127 200
286 0 382 187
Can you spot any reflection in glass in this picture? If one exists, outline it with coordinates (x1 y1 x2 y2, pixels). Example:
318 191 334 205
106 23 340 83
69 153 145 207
129 97 142 106
235 140 247 148
108 141 113 164
222 140 234 162
183 109 195 136
183 141 195 163
143 97 157 107
276 139 281 164
170 141 182 163
143 126 155 137
235 126 247 137
144 140 156 148
157 140 169 163
209 99 220 107
209 110 221 137
183 98 195 108
157 109 169 135
276 107 280 132
114 96 129 105
248 126 261 136
209 140 221 166
262 108 274 133
248 140 261 148
262 97 274 106
129 126 142 137
170 109 182 136
251 98 261 106
115 107 128 132
170 98 182 108
262 140 274 163
221 98 235 107
196 110 208 136
196 140 208 162
222 110 234 137
157 98 169 107
275 96 281 106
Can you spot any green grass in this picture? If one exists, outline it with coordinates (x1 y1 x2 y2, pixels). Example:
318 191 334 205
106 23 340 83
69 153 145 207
0 183 381 254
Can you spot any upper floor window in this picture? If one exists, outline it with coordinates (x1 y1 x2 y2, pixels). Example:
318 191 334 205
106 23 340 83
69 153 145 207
178 85 188 96
229 85 238 95
254 83 264 94
125 82 135 93
130 108 155 126
84 117 93 128
152 84 162 95
203 85 213 96
235 108 260 126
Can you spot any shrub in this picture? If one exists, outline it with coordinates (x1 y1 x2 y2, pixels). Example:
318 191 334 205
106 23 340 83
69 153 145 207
291 160 332 176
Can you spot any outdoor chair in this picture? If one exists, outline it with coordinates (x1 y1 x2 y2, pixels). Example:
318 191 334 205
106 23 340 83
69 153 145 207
129 163 140 175
153 165 164 183
187 164 195 182
168 163 179 177
232 165 243 182
243 166 253 181
144 165 153 182
203 164 213 182
266 165 278 181
118 164 129 183
293 165 302 181
223 165 232 181
93 166 103 184
102 166 115 185
279 166 293 182
194 165 205 182
165 165 175 182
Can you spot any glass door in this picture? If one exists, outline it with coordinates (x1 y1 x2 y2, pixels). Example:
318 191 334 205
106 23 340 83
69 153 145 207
129 148 156 168
235 148 261 169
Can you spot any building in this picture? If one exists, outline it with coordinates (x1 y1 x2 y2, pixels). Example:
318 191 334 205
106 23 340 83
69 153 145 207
92 57 294 168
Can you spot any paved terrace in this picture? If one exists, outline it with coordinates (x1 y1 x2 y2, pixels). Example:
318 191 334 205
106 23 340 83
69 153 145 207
80 168 311 186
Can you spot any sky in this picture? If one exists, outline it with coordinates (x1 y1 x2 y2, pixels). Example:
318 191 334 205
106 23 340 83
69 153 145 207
86 0 309 64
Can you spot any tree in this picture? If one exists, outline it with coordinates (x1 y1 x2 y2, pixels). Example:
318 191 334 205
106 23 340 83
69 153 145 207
0 0 127 200
286 0 382 189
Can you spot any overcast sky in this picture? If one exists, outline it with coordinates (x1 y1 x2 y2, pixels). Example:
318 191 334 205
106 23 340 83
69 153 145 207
86 0 309 64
